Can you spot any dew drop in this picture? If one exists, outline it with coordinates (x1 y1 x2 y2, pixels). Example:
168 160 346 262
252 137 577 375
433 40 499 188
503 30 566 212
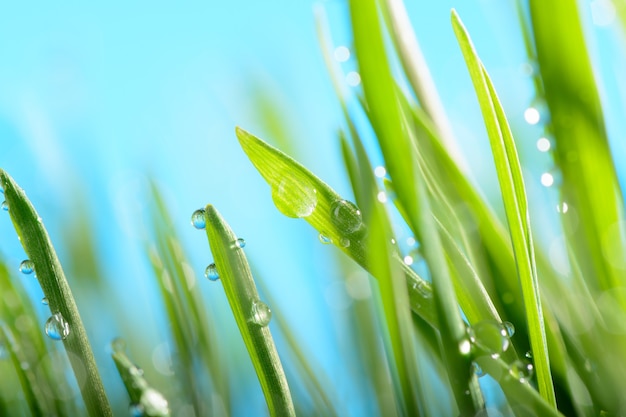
346 71 361 86
509 360 534 382
333 45 350 62
556 202 569 213
468 320 511 355
1 201 8 211
525 351 533 360
524 107 540 125
191 209 206 229
319 233 332 244
536 137 551 152
19 260 34 275
41 297 48 305
411 280 432 299
339 237 350 248
234 238 246 249
330 200 363 235
140 388 169 415
377 191 388 203
471 361 485 377
271 178 318 218
204 264 219 281
406 237 417 247
540 172 554 187
45 312 70 341
374 166 386 178
503 321 515 337
403 255 414 266
459 338 472 355
250 300 272 326
110 337 127 353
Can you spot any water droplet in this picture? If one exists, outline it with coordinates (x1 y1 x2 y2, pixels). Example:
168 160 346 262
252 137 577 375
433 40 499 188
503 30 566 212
140 388 169 415
468 320 511 355
41 297 48 305
346 71 361 86
509 360 534 382
406 237 417 247
377 191 388 203
129 403 145 417
525 351 533 360
319 233 331 244
411 280 432 298
45 312 70 341
540 172 554 187
339 237 350 248
459 338 472 355
471 361 485 377
234 238 246 249
374 166 386 178
524 107 540 125
333 45 350 62
536 137 551 152
110 337 127 353
503 321 515 337
19 260 34 275
191 209 206 229
1 201 8 211
556 202 569 213
330 200 363 235
204 264 219 281
129 365 144 377
250 300 272 326
271 178 318 218
403 255 414 266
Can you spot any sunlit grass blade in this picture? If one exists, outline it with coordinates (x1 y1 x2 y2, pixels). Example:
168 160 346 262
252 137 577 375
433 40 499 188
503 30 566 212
451 10 556 408
203 205 295 417
0 169 113 417
235 127 437 328
110 338 170 417
529 0 626 297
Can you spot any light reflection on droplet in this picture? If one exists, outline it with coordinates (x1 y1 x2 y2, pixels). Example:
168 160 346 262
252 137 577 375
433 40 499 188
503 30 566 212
374 166 386 178
403 255 414 266
524 107 540 125
536 137 551 152
556 202 569 213
333 46 350 62
377 191 388 203
406 237 416 247
346 71 361 86
540 172 554 187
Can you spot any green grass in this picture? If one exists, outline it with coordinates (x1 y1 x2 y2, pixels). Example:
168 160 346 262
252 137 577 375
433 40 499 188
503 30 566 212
1 1 626 416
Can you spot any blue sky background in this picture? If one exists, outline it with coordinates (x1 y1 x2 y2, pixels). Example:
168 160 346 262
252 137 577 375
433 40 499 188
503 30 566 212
1 1 625 415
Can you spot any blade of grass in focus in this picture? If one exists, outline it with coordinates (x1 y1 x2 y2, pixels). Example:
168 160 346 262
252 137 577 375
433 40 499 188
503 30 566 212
451 10 556 408
203 204 295 417
0 169 113 417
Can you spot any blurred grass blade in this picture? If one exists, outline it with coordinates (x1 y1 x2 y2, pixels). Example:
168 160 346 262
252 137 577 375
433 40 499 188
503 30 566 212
0 169 113 417
203 205 295 417
236 127 437 328
451 10 556 408
110 338 170 417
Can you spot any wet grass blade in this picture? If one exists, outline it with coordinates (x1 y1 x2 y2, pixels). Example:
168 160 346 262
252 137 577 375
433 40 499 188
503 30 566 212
236 127 437 328
110 338 170 417
451 10 556 408
203 205 295 417
0 169 113 417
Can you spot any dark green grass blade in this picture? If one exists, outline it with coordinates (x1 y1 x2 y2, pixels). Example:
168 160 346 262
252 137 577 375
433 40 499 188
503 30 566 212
203 205 295 417
236 127 437 328
451 10 556 408
529 0 626 295
110 339 170 417
0 169 113 417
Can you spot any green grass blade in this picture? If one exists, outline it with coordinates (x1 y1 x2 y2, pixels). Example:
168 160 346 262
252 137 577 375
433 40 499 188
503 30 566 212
203 204 295 417
110 338 170 417
451 10 556 408
0 169 113 417
235 127 437 328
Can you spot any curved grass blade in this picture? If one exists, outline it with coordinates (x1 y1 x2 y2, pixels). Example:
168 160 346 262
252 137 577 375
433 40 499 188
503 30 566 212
203 205 295 417
451 10 556 408
236 127 437 328
0 169 113 417
110 338 170 417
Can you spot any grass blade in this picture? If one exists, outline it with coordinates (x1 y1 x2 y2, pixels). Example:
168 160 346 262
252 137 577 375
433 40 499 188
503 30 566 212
203 204 295 417
0 169 113 417
451 9 556 408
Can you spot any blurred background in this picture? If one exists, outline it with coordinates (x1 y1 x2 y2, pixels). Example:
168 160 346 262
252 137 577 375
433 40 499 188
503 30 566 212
1 1 625 415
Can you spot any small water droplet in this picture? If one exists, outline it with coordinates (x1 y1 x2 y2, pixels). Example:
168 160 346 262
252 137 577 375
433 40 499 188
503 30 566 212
524 107 540 125
459 339 472 355
346 71 361 86
411 280 432 298
556 202 569 213
1 201 8 211
41 297 48 305
468 320 511 355
234 238 246 249
319 233 331 244
110 337 127 353
406 237 417 247
509 360 534 382
536 137 551 152
503 321 515 337
339 237 350 248
204 264 219 281
330 200 363 235
271 178 318 218
525 350 533 360
540 172 554 187
250 300 272 326
333 45 350 62
377 191 388 203
374 166 386 178
471 361 485 377
45 312 70 341
129 365 144 377
191 209 206 229
403 255 414 265
19 260 34 275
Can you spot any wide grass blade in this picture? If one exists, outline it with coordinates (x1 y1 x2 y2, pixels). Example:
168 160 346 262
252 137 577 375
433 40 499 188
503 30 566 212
0 169 113 417
203 204 295 417
451 10 556 408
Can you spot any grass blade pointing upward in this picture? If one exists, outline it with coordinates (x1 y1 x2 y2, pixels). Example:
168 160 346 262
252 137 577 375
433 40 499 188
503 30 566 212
0 169 113 417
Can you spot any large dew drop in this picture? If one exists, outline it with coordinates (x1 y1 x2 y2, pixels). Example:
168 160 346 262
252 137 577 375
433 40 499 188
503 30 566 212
1 201 8 211
204 264 219 281
45 312 70 341
468 320 512 355
191 209 206 229
330 200 363 235
19 260 34 275
250 300 272 326
271 177 318 218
